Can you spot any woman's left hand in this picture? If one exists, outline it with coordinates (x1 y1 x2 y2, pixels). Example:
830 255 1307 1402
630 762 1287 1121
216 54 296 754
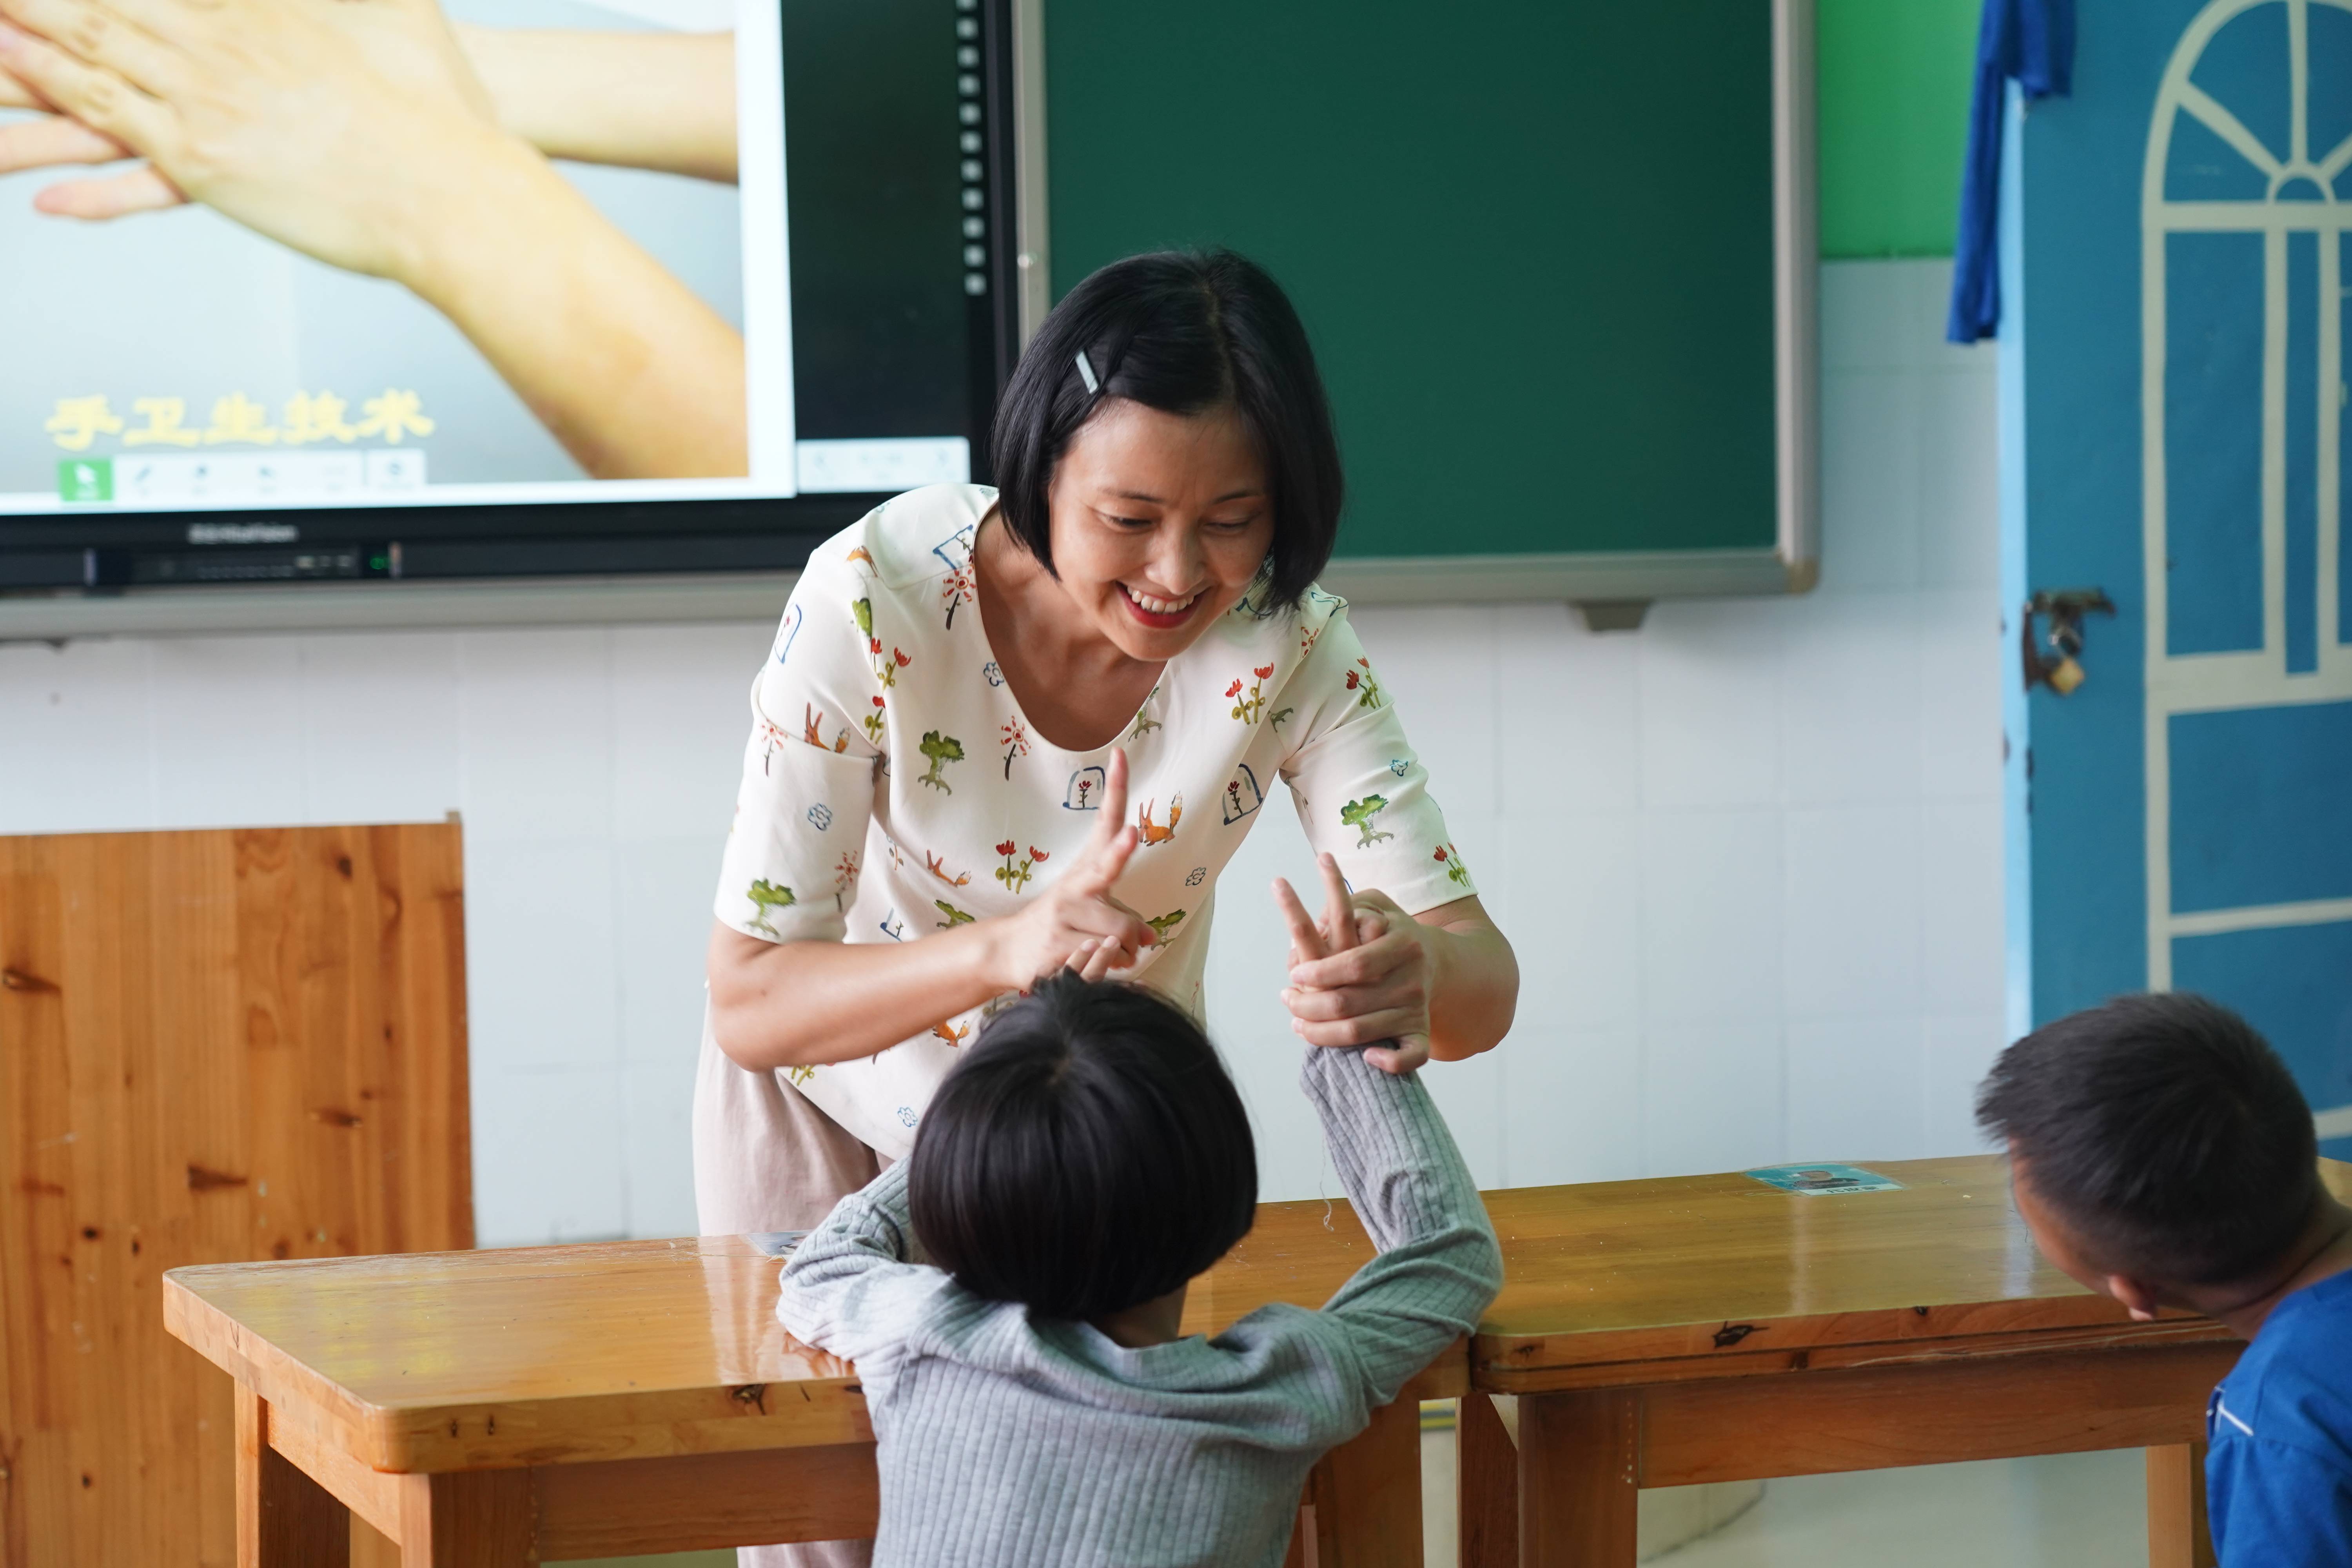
1273 854 1432 1075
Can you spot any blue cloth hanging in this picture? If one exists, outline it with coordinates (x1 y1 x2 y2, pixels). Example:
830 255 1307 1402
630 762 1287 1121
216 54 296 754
1946 0 2076 343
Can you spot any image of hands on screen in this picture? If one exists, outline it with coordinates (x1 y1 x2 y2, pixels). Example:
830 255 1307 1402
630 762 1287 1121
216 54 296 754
0 0 755 498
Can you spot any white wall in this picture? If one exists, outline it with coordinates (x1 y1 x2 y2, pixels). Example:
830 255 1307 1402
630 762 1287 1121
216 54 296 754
0 260 2001 1241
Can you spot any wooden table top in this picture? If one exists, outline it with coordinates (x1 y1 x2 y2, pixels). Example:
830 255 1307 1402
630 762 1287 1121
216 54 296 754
1470 1153 2348 1392
170 1153 2325 1467
162 1196 1462 1475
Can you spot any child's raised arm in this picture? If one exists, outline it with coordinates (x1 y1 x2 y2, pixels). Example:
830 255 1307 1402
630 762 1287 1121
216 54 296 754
1273 861 1504 1405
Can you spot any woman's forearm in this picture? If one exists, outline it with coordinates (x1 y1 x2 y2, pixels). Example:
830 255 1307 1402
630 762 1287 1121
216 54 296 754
395 130 746 478
457 27 738 183
1421 906 1519 1061
708 920 1015 1072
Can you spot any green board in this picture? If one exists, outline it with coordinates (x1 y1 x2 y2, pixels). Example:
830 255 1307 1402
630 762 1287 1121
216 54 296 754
1045 0 1793 577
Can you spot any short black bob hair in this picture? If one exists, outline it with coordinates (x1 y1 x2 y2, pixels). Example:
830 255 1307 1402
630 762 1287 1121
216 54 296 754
988 249 1343 612
906 972 1258 1321
1976 992 2319 1286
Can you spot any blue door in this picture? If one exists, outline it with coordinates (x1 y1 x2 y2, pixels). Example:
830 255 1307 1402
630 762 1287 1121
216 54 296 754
2011 0 2352 1147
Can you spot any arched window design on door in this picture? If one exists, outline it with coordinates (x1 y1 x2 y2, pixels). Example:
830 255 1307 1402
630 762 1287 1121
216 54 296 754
2141 0 2352 1136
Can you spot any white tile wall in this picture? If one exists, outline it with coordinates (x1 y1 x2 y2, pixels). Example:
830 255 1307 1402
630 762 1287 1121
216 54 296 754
0 259 2004 1234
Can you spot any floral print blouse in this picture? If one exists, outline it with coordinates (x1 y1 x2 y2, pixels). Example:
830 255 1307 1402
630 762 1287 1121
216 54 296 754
712 484 1475 1158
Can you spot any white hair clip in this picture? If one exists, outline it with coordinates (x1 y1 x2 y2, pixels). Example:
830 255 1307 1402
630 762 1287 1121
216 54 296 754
1074 350 1101 395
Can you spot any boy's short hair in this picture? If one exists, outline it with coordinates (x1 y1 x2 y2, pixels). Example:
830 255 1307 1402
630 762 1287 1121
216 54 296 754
1976 992 2319 1285
987 248 1343 612
907 973 1258 1320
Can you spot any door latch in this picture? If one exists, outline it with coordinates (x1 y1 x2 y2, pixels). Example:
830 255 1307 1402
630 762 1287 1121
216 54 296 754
2022 589 2115 695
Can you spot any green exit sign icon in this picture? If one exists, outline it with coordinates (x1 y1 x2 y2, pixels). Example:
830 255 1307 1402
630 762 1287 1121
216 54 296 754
57 457 113 503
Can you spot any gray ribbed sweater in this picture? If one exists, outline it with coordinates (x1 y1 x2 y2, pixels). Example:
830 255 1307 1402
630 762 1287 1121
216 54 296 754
775 1045 1504 1568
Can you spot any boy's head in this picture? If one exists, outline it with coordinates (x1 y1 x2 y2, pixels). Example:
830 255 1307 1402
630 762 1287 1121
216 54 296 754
907 973 1258 1321
1976 992 2319 1308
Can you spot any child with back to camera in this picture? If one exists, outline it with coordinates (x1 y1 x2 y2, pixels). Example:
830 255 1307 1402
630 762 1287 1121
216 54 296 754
777 861 1504 1566
1977 992 2352 1566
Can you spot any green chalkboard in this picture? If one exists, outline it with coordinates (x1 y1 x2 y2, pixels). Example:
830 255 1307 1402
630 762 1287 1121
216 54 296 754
1045 1 1806 588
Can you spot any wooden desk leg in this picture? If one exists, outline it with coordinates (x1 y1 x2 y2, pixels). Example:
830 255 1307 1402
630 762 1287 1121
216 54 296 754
1457 1392 1518 1568
2148 1443 2214 1568
236 1385 352 1568
396 1471 537 1566
1518 1390 1639 1568
1308 1395 1424 1568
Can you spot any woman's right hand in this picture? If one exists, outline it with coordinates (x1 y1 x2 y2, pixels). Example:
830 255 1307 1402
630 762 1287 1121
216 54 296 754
988 748 1157 988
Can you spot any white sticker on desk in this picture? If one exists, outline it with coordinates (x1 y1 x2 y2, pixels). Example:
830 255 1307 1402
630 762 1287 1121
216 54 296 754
1744 1163 1904 1196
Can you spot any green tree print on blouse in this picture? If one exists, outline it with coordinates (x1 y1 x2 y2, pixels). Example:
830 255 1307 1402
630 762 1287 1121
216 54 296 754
1145 909 1188 940
917 731 965 792
1340 796 1394 847
934 899 976 929
746 879 797 935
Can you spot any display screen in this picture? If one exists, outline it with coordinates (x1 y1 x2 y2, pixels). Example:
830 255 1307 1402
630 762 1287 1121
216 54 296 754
0 0 1013 586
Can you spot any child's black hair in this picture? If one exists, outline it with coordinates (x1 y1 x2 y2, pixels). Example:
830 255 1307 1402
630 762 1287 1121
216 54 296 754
907 973 1258 1320
1976 992 2319 1285
988 248 1343 611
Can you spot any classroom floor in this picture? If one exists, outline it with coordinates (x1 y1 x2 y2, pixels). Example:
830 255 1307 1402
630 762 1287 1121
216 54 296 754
574 1421 2147 1567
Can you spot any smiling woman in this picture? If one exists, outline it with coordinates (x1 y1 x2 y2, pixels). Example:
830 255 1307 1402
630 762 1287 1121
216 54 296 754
695 261 1519 1559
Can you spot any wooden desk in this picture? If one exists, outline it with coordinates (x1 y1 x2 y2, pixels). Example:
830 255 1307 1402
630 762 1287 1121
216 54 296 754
1459 1154 2350 1568
163 1195 1460 1567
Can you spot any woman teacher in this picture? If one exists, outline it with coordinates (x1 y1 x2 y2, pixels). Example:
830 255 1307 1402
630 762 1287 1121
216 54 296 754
698 249 1519 1241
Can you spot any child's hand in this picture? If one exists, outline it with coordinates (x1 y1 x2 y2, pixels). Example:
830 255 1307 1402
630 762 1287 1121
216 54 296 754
1062 935 1125 983
993 748 1156 988
1272 854 1431 1074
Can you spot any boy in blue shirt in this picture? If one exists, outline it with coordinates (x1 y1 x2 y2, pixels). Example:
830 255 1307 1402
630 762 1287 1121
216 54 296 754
1978 993 2352 1566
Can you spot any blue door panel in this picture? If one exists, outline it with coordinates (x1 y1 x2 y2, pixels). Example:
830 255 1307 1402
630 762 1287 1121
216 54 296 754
2189 5 2292 160
2169 702 2352 913
2174 921 2352 1157
2285 232 2318 674
2163 113 2272 200
2163 232 2264 658
2313 6 2352 156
